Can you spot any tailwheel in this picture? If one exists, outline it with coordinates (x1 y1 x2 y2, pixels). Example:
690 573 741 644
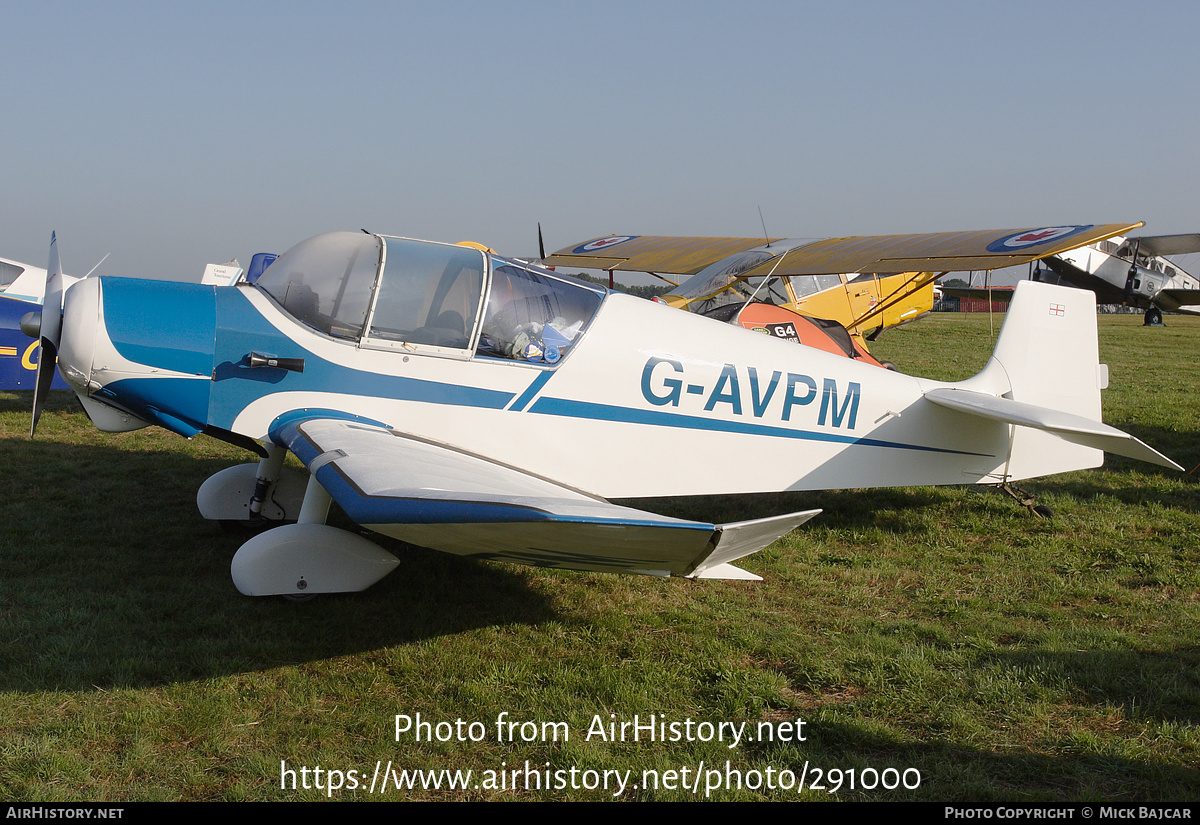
998 483 1053 519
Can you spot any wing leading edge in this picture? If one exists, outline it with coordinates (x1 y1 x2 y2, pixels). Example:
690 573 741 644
270 416 818 579
549 224 1143 278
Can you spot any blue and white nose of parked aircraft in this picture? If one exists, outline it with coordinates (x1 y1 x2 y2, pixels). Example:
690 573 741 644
25 227 1180 598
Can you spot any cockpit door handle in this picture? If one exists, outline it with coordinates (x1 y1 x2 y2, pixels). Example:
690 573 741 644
248 352 305 373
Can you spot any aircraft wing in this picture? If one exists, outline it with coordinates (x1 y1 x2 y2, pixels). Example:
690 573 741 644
1155 289 1200 308
545 236 783 275
549 224 1142 278
744 224 1142 277
270 415 819 580
1121 233 1200 258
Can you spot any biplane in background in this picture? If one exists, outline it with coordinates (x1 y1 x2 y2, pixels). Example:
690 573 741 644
545 225 1143 351
23 227 1177 599
936 232 1200 326
1040 232 1200 325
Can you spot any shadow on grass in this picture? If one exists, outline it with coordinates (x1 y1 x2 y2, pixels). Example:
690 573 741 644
737 716 1200 801
991 647 1200 727
0 433 560 693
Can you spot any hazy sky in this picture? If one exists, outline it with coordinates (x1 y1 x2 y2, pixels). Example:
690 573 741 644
3 0 1198 284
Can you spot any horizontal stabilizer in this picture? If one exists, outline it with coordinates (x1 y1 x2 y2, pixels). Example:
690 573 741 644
689 510 821 579
925 388 1181 471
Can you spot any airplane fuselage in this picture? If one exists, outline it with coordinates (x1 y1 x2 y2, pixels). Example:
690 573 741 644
57 267 1100 503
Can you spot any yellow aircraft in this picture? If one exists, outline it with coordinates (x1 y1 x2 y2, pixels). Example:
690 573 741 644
546 225 1142 346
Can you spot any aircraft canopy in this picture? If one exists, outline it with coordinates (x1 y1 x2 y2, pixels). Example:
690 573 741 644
255 231 604 363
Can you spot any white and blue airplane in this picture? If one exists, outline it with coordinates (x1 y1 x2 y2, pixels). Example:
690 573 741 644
22 226 1180 598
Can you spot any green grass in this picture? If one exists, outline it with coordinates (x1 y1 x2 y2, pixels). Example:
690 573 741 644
0 313 1198 801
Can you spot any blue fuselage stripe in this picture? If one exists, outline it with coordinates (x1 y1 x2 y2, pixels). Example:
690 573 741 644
527 396 991 457
508 370 553 411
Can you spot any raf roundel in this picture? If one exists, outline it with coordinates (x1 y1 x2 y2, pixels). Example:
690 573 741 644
986 225 1093 253
572 235 639 254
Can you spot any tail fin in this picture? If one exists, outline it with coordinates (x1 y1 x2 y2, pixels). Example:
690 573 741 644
927 281 1180 478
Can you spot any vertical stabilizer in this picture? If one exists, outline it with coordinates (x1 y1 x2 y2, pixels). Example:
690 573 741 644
968 281 1107 479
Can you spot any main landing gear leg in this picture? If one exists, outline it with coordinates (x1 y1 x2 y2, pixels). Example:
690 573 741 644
297 474 332 525
248 443 287 518
198 443 308 528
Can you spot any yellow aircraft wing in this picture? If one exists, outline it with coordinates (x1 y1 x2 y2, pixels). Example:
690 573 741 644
545 235 782 275
548 224 1143 278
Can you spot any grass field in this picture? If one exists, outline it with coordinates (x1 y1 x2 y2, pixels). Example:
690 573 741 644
1 312 1197 801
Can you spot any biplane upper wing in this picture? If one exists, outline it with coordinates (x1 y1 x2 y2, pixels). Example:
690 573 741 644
1119 233 1200 258
270 415 819 580
545 235 783 275
778 224 1141 335
549 224 1143 279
